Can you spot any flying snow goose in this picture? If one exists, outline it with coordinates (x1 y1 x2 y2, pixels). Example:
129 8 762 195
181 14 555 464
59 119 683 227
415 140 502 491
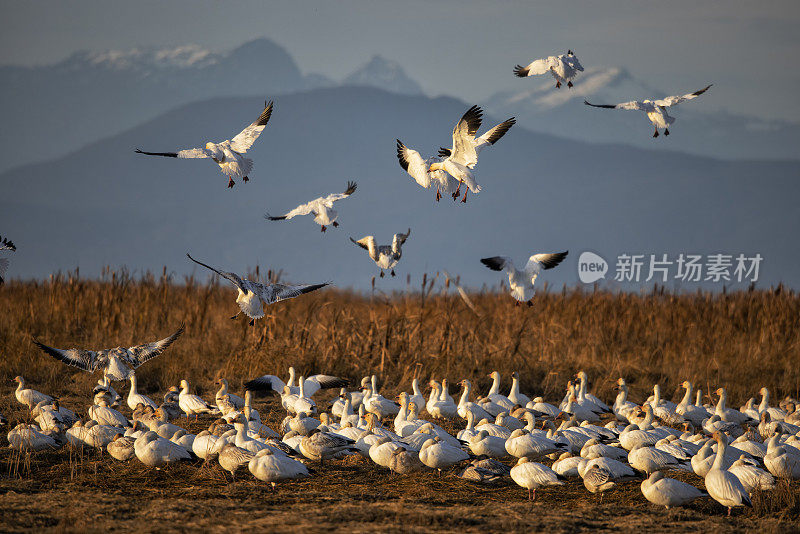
514 50 584 88
349 229 410 278
266 181 357 232
135 100 273 188
13 376 53 410
187 253 329 324
584 84 712 137
32 325 184 381
244 366 348 397
0 235 16 285
396 140 459 201
481 251 569 306
641 471 707 509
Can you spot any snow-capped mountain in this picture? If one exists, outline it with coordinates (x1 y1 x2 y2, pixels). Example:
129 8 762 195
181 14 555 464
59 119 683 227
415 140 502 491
342 55 423 95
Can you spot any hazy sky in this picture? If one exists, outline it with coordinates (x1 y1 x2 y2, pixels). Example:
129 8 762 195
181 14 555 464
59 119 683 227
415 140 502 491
2 1 800 121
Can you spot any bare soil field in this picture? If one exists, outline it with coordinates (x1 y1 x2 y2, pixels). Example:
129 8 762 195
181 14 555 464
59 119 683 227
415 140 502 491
1 275 799 532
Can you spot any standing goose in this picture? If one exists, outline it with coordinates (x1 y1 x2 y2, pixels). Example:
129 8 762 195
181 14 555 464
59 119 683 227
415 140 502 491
32 325 184 381
178 379 219 420
641 471 707 509
480 252 569 306
514 50 584 88
349 229 411 278
266 181 357 232
127 374 158 410
13 376 53 410
215 379 244 411
510 457 563 501
135 100 273 188
244 366 349 397
705 431 753 515
218 443 255 481
507 372 531 407
457 380 494 421
187 253 329 325
0 235 16 284
584 85 712 137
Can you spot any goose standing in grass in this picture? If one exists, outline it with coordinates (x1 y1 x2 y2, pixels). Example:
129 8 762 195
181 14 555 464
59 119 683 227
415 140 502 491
582 464 616 500
408 379 426 414
575 371 610 413
135 100 273 188
218 443 255 481
757 387 787 421
249 448 310 490
507 372 531 407
705 431 752 515
713 387 755 425
676 381 710 426
510 457 563 501
127 374 158 410
641 471 707 509
349 229 411 278
480 251 569 306
215 378 244 411
0 235 16 284
13 376 53 411
187 254 329 325
514 50 584 88
266 181 357 232
457 380 494 421
179 379 219 420
32 325 184 381
584 84 712 138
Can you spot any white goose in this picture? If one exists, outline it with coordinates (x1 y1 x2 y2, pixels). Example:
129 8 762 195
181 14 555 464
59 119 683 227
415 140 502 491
266 181 357 232
395 140 458 201
215 378 244 412
507 372 531 407
729 455 775 492
510 457 563 501
641 471 707 509
187 253 329 325
249 448 310 489
244 367 349 397
134 431 191 467
349 229 411 278
419 437 469 473
514 50 584 88
480 252 569 306
135 100 273 188
585 85 712 137
14 376 53 410
127 374 158 410
757 387 787 421
705 432 753 515
676 381 710 426
408 379 426 414
7 423 59 451
32 325 184 381
178 379 218 420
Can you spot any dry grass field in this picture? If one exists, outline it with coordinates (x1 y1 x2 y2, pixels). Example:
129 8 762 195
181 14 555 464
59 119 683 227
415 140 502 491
1 271 799 532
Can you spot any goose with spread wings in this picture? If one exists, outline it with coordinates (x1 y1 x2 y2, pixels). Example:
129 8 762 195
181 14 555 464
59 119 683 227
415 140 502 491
396 141 459 202
0 235 16 285
584 85 712 137
244 367 349 397
481 252 568 306
32 325 185 381
265 181 357 232
514 50 584 88
186 253 329 325
350 229 411 277
135 100 273 188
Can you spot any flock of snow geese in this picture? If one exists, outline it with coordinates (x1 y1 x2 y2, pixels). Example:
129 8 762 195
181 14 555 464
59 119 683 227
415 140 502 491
7 50 779 516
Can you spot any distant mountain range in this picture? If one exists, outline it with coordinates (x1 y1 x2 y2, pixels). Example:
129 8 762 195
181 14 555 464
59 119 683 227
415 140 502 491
1 86 797 290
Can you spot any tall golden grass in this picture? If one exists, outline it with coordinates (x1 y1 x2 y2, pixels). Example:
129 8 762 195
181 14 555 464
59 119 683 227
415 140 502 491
1 268 798 407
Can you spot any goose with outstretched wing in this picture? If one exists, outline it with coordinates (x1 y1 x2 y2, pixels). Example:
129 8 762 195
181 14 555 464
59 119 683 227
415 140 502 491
481 251 568 306
350 229 411 278
396 140 459 202
135 100 273 188
32 325 185 381
0 235 16 285
186 253 329 324
584 85 712 137
266 181 357 232
514 50 584 88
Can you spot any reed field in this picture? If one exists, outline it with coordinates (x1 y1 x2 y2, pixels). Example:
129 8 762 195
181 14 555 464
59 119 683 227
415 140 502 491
0 270 799 532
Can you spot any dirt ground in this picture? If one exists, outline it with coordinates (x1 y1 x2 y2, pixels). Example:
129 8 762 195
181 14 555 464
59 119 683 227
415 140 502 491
2 391 798 534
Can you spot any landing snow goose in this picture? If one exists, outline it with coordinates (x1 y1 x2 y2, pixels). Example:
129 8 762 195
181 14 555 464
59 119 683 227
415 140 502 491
244 366 348 397
641 471 707 509
349 229 411 278
187 253 329 325
706 432 753 515
419 437 469 473
396 140 459 201
135 100 273 188
300 428 357 464
249 448 310 489
178 379 219 419
0 235 16 284
514 50 584 88
729 455 775 492
215 378 244 411
13 376 53 411
510 457 563 501
266 181 357 232
32 325 184 381
584 84 712 137
480 251 569 305
127 374 158 411
218 443 255 481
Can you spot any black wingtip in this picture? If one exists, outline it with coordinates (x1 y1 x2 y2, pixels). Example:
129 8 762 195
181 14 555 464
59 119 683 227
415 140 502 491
344 181 357 196
513 65 528 77
264 213 286 221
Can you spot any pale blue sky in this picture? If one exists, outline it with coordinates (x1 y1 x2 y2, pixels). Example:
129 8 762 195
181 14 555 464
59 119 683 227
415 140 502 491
2 0 799 120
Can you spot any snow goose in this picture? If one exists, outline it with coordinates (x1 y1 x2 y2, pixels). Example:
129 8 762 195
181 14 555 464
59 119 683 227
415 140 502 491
394 393 424 437
7 423 59 451
89 399 130 428
713 388 754 426
0 235 16 284
459 459 507 484
496 412 524 431
628 443 688 475
193 430 221 460
94 375 122 407
218 443 255 481
135 100 273 188
510 457 563 501
215 378 244 411
134 431 191 468
363 377 400 419
187 254 328 325
580 438 628 462
287 412 321 436
395 140 458 201
249 448 309 489
337 394 360 428
582 464 616 499
485 372 514 410
419 437 469 473
641 471 707 509
408 379 426 414
33 326 184 382
579 455 637 481
552 452 583 478
648 384 680 423
350 229 411 278
369 436 404 467
507 372 531 407
300 428 357 464
107 434 136 461
619 423 660 451
527 397 560 419
388 446 424 475
34 400 74 432
676 381 710 426
585 84 712 137
13 376 53 410
506 428 567 459
127 374 158 411
468 430 507 458
425 380 456 420
457 411 479 442
575 371 610 413
266 181 357 232
457 380 493 421
612 380 638 422
480 252 568 306
244 367 348 397
729 455 775 492
178 379 219 420
562 392 600 423
764 436 800 479
730 434 766 459
475 417 512 440
514 50 584 88
706 432 753 515
758 387 787 421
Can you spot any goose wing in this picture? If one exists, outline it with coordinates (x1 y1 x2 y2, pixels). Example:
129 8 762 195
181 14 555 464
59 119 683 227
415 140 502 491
229 100 273 153
306 375 350 390
186 253 246 292
514 56 557 77
253 282 330 305
474 118 516 154
126 324 185 368
32 340 99 372
266 201 316 221
450 105 483 168
480 256 515 273
320 181 357 207
525 251 569 273
244 375 286 394
653 85 712 107
584 99 647 111
563 54 584 72
392 229 411 251
396 140 431 188
0 236 16 251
